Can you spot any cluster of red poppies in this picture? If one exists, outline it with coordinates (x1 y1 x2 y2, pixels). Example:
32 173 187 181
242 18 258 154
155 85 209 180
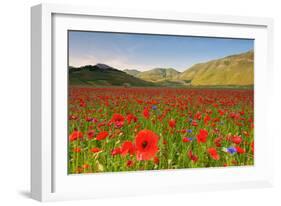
68 87 254 174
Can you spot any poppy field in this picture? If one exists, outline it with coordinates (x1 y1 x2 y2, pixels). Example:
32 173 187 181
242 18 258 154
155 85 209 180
68 87 254 174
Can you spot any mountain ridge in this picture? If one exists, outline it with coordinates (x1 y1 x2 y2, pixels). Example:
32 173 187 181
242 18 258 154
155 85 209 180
69 50 254 87
69 64 155 87
179 50 253 85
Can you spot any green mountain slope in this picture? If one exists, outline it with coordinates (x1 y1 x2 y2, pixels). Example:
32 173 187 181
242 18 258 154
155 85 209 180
123 69 141 77
180 51 254 86
136 68 180 82
69 64 155 87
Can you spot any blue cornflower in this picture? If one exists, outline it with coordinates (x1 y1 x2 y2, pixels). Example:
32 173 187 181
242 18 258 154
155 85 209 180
188 137 194 141
187 129 192 133
152 105 157 110
227 147 237 155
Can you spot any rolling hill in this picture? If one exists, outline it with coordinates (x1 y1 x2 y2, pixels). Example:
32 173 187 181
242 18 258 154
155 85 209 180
123 69 141 77
179 50 254 86
69 64 155 87
136 68 180 82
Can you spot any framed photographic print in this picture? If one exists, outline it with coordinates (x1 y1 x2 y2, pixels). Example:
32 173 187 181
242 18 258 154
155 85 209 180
31 3 274 201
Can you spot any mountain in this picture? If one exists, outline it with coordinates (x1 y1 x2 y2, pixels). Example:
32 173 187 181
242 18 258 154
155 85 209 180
69 50 254 87
123 69 141 77
69 64 155 87
179 51 254 86
93 63 114 70
136 68 180 82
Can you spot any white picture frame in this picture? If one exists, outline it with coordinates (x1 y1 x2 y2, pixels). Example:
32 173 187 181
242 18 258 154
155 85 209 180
31 3 274 202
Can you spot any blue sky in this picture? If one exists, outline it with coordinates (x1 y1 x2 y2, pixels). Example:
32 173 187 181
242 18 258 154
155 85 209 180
69 31 254 72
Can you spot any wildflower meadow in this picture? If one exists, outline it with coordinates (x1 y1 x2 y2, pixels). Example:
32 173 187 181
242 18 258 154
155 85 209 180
68 87 254 174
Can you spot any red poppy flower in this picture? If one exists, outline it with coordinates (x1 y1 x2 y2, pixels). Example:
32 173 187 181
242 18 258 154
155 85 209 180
204 115 211 125
207 148 220 160
97 122 106 128
251 141 254 153
214 137 222 147
231 135 242 144
69 130 83 142
143 108 150 119
168 119 176 128
126 160 134 167
110 113 125 128
212 117 220 122
135 130 159 160
211 122 216 127
87 130 95 140
235 146 245 154
218 109 225 116
191 120 198 126
73 147 81 153
121 141 135 156
111 147 122 156
90 147 101 153
188 150 198 162
85 117 93 122
82 164 90 169
153 156 159 164
79 100 86 107
213 103 218 108
96 131 109 141
126 114 138 124
182 137 191 143
196 129 208 143
229 112 240 120
194 112 202 120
